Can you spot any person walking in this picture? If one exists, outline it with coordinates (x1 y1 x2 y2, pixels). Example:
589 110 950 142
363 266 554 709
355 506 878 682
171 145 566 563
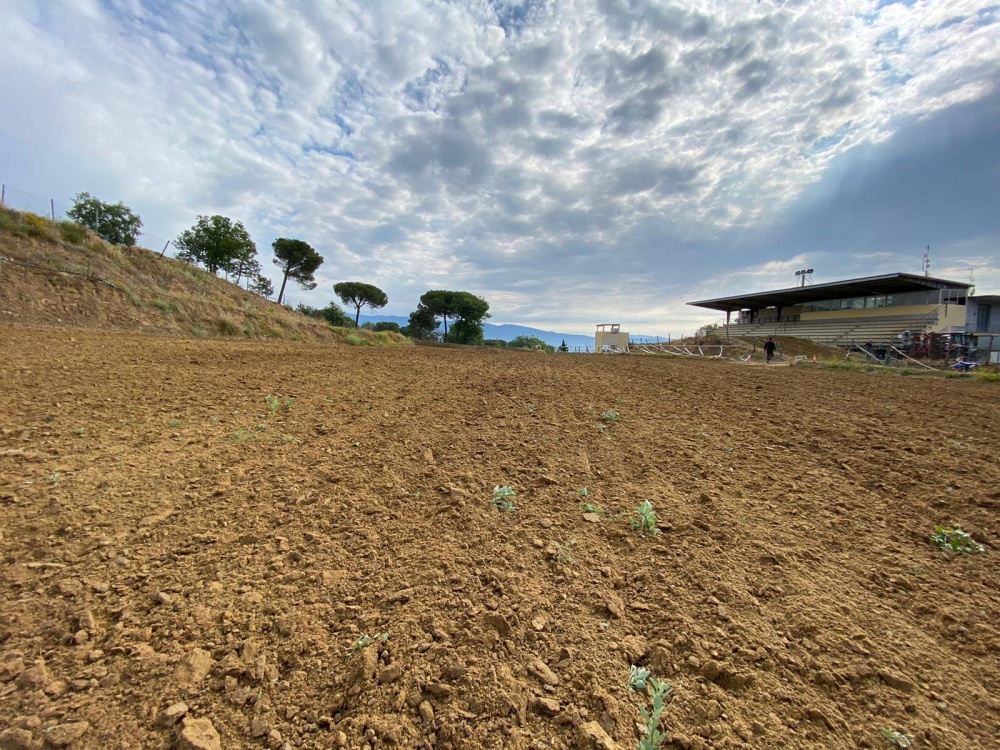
764 337 776 364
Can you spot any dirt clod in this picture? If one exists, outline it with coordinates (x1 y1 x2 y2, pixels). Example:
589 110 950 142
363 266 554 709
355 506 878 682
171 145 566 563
174 649 214 685
0 728 35 750
577 720 620 749
41 722 89 748
176 717 221 750
156 702 189 728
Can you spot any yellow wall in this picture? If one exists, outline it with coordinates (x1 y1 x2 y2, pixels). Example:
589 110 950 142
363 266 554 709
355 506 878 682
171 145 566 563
801 304 939 321
935 303 967 332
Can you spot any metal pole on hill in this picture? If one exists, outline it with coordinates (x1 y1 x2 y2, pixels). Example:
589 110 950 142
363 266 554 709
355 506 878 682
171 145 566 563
50 198 55 220
1 184 5 205
160 241 170 258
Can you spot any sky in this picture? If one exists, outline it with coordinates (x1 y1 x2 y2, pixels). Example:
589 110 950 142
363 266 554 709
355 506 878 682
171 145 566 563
1 0 998 336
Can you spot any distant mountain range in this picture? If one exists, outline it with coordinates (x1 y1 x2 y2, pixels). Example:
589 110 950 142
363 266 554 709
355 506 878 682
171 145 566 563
358 315 597 349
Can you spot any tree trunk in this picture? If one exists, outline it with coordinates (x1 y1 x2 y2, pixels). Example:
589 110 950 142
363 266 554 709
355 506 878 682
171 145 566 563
442 315 448 335
355 305 362 328
277 270 290 305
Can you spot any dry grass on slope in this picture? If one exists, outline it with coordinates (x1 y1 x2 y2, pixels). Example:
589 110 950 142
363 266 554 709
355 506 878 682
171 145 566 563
0 206 409 346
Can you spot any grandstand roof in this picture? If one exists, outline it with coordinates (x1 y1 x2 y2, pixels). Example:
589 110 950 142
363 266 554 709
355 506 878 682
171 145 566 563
688 272 971 313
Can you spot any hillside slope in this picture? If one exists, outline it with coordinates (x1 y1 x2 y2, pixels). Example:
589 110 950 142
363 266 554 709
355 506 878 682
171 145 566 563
0 206 407 346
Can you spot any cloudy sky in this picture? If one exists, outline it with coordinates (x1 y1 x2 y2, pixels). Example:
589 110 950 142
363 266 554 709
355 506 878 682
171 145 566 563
1 0 998 335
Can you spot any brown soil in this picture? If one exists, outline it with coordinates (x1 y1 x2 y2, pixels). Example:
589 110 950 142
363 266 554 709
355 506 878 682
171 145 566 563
1 325 998 750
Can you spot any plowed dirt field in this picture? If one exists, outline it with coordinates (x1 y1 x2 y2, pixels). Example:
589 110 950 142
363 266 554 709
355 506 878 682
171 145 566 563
1 325 998 750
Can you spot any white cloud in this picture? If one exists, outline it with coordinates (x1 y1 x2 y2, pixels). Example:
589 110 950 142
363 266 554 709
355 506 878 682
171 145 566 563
0 0 998 335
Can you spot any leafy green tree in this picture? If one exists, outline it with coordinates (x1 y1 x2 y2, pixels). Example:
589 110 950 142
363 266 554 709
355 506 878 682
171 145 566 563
420 290 490 341
445 292 490 344
249 274 274 298
508 335 555 353
373 321 400 333
233 255 261 288
483 339 508 347
296 302 353 328
66 192 143 246
272 238 323 304
174 215 256 276
333 281 388 327
419 290 459 335
448 319 485 345
404 304 440 340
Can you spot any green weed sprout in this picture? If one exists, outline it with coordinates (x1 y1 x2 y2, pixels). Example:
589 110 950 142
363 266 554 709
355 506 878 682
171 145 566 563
632 500 661 535
601 410 620 422
48 472 62 485
230 428 254 443
581 502 606 516
578 487 589 498
879 728 913 748
930 526 985 554
632 672 673 750
628 665 651 692
347 632 389 659
555 540 576 564
492 485 516 512
265 394 295 415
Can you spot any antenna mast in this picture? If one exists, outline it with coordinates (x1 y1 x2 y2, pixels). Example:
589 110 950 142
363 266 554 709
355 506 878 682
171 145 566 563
922 245 930 276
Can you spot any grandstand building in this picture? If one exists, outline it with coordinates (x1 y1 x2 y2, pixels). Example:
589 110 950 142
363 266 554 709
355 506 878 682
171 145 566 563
688 272 977 355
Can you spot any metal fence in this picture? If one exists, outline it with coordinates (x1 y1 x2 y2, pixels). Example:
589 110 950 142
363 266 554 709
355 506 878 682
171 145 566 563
0 182 175 256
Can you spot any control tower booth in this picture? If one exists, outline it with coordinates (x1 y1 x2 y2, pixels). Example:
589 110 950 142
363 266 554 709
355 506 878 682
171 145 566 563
595 323 629 352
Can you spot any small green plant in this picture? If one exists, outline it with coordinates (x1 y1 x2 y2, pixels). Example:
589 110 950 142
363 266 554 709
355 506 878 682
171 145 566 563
600 410 620 422
230 428 255 443
169 420 182 428
596 423 607 432
526 403 536 413
555 540 576 564
348 632 389 659
72 427 86 436
492 485 516 512
628 665 651 692
632 500 660 535
48 472 62 485
578 487 589 498
265 394 295 415
930 526 985 554
630 670 673 750
580 502 606 516
57 220 89 244
879 728 913 748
